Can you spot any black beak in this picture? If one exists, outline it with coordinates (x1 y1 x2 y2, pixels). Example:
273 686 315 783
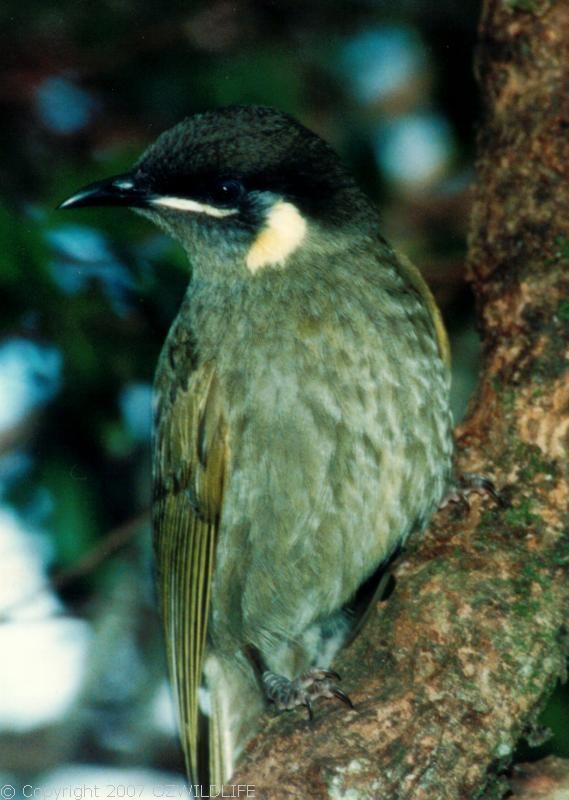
58 173 151 211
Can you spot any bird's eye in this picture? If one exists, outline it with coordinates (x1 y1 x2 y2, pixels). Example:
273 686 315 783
210 177 245 207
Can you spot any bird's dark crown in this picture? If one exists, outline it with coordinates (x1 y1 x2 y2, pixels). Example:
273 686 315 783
133 105 370 225
59 106 379 279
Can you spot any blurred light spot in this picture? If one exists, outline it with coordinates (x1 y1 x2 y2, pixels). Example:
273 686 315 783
120 383 153 443
374 113 455 187
0 506 55 620
47 225 136 315
0 451 33 496
35 77 97 134
0 618 90 731
342 25 425 104
38 767 186 800
151 681 177 736
0 339 62 434
0 506 91 731
48 225 115 263
100 633 142 701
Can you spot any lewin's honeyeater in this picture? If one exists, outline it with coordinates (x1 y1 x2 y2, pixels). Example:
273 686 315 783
60 105 454 785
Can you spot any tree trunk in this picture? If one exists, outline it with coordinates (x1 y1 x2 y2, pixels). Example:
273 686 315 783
233 1 569 796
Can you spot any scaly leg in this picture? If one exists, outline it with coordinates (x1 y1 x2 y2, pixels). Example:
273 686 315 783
440 472 506 509
262 668 354 720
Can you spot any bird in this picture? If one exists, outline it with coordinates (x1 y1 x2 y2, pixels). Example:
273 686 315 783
59 105 454 786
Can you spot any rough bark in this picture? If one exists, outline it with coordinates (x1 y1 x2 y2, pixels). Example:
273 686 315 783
233 1 569 797
511 757 569 799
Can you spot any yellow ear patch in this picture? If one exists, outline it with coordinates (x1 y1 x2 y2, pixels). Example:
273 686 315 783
246 201 307 273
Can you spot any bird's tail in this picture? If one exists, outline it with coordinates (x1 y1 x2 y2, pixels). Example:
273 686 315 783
193 651 264 788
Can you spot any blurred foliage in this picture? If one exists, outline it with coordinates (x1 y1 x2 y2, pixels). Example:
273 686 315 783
0 0 566 783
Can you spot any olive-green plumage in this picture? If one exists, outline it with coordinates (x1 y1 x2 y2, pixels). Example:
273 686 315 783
59 105 454 785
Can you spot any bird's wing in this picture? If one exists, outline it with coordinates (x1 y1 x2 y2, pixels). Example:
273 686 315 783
395 249 451 368
152 359 227 782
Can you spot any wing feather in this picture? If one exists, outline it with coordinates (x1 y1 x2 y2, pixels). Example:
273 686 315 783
395 249 451 368
153 361 227 782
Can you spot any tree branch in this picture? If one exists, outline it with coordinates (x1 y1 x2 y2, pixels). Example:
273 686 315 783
233 1 569 797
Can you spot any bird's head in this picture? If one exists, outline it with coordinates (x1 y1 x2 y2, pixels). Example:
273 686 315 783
59 106 375 278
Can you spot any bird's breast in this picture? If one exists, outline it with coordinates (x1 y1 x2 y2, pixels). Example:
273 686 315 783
190 277 453 653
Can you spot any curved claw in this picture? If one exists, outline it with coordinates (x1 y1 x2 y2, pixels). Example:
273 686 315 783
332 687 354 709
460 473 509 508
441 472 507 509
263 667 354 717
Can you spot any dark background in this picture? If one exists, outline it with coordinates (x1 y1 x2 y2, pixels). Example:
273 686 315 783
0 0 566 788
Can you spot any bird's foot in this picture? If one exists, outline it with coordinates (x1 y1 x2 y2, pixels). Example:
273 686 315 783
440 472 506 509
262 668 354 720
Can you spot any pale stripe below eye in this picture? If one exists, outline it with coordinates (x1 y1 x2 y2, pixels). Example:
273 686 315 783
149 196 238 217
